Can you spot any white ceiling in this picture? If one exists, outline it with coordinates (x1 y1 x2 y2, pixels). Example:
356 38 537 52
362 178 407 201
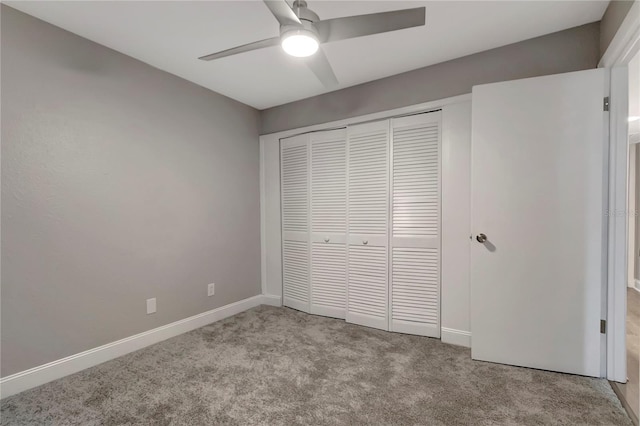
7 1 608 110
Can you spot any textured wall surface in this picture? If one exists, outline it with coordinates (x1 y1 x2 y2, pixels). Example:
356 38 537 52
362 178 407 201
1 6 261 376
260 22 600 134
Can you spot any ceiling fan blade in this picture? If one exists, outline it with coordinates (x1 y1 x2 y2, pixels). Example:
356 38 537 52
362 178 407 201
305 47 338 88
198 37 281 61
263 0 302 27
315 7 425 43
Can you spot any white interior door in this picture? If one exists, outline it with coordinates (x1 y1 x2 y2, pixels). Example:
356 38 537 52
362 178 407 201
471 69 606 377
310 129 347 319
281 134 310 313
346 120 390 330
390 112 441 337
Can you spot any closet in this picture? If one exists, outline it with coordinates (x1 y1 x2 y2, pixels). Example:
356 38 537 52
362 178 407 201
280 111 441 337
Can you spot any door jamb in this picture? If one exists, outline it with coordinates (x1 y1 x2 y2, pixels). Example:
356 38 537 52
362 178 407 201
599 1 640 383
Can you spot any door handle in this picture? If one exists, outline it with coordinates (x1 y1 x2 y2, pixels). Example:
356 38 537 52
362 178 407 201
324 237 330 243
476 233 488 243
363 240 368 245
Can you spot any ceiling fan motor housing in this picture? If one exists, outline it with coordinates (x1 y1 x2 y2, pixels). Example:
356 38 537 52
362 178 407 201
280 0 320 43
292 0 319 22
280 19 319 42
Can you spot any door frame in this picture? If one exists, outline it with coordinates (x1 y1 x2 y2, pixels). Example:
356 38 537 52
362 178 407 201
260 93 470 301
599 0 640 383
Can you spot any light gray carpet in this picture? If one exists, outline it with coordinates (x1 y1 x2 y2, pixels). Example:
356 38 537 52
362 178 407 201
0 306 633 425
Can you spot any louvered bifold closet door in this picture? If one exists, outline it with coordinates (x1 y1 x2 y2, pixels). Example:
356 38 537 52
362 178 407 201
346 120 390 331
390 112 441 337
310 129 348 319
281 134 311 313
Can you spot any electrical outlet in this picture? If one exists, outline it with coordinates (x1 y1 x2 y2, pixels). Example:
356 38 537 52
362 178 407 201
146 298 156 314
207 283 215 297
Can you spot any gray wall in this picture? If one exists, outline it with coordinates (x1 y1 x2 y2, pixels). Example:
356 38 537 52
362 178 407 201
600 0 635 57
260 22 600 134
1 6 261 377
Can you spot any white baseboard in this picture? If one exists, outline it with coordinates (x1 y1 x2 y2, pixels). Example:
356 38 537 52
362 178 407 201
260 294 282 306
441 327 471 348
1 294 276 399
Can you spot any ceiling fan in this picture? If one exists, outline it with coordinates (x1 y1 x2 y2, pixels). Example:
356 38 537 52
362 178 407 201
198 0 426 88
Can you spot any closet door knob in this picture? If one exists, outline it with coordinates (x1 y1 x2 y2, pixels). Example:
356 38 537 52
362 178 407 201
324 237 330 243
363 240 368 245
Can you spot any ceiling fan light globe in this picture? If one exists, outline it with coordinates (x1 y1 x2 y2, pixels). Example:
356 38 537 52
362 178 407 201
281 31 319 57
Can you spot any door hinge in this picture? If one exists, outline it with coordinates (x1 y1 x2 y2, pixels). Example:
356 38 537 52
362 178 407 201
603 97 610 111
600 319 606 334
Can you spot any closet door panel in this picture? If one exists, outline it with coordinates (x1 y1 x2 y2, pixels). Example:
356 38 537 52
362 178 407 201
283 240 309 311
311 243 346 318
348 122 389 236
391 247 439 335
281 134 310 313
310 129 347 318
280 112 441 336
311 130 347 234
390 112 441 337
347 244 388 330
346 120 389 330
